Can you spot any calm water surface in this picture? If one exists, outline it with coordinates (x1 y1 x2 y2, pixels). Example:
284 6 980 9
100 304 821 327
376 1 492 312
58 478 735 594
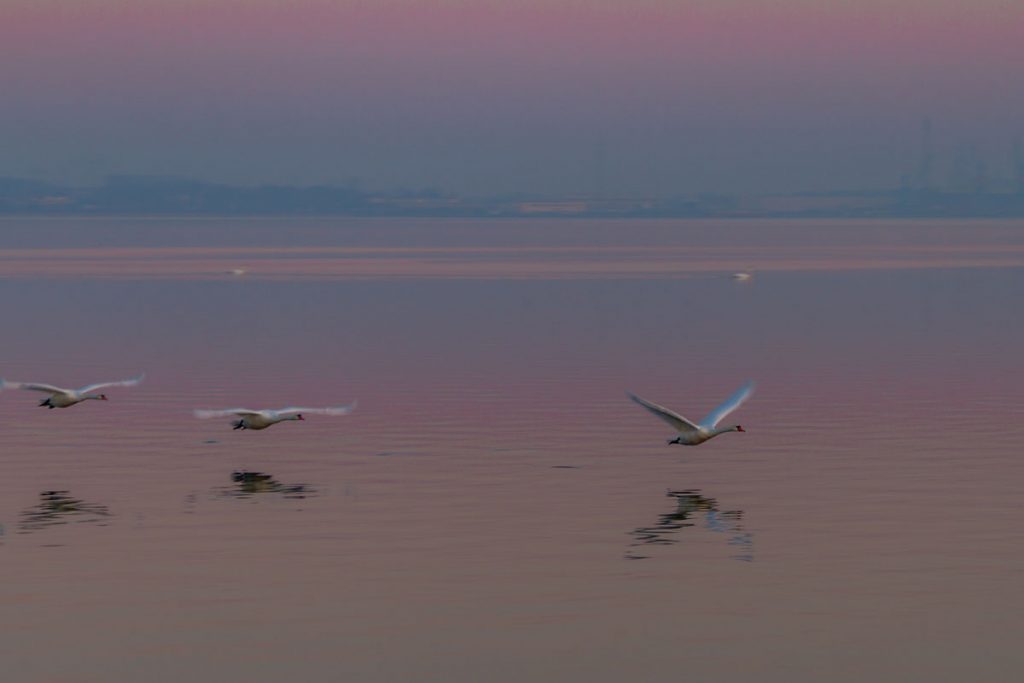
1 218 1022 682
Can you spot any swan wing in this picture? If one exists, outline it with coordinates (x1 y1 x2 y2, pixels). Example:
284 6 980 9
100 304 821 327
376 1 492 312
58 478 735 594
270 403 357 417
2 381 68 395
77 374 145 394
627 392 699 433
699 380 755 429
194 408 266 419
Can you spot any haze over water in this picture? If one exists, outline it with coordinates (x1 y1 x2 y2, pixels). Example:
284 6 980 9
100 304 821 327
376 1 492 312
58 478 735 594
1 217 1022 682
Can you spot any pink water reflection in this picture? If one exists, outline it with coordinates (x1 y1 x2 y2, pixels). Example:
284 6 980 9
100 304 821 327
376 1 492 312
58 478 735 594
0 219 1022 682
4 242 1024 280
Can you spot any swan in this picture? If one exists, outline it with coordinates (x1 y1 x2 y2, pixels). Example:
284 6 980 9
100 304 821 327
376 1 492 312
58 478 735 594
0 375 144 409
627 381 754 445
194 403 356 430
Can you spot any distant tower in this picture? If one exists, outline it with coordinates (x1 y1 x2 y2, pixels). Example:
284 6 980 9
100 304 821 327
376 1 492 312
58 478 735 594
915 117 934 190
1013 138 1024 194
950 146 972 192
594 140 608 200
973 158 989 194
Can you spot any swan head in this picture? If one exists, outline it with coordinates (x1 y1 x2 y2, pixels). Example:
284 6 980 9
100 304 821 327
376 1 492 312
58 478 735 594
294 414 305 421
85 393 108 401
714 424 745 434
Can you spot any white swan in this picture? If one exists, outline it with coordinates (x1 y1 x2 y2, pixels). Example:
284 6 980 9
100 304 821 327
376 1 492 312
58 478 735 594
194 403 356 430
628 381 754 445
0 375 145 409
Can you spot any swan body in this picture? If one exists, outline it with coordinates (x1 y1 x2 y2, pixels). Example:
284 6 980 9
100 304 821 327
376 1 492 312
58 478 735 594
194 404 356 430
0 375 144 409
628 381 754 446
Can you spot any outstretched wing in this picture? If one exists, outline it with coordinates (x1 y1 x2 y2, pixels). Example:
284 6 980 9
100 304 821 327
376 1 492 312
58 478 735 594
271 403 357 418
194 408 265 419
1 380 67 395
77 374 145 394
627 392 699 433
699 381 755 429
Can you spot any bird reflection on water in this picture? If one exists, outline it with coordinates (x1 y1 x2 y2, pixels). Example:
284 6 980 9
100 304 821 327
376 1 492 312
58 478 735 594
18 491 111 534
626 489 752 561
217 471 314 500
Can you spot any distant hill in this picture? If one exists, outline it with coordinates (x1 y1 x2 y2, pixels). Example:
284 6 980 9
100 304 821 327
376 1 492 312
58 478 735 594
2 176 1024 218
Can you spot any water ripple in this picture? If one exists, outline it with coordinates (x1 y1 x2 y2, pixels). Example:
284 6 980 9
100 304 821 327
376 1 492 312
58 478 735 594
625 489 753 562
215 471 315 501
18 491 112 534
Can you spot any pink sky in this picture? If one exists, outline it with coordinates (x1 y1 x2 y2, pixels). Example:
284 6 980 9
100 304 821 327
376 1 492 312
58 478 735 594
3 0 1023 193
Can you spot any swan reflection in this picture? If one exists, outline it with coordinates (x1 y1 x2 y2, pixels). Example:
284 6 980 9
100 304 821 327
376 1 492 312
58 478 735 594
217 471 314 500
19 491 111 533
626 489 752 561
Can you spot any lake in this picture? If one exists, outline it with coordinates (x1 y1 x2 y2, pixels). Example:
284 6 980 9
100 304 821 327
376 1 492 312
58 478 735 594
1 217 1022 682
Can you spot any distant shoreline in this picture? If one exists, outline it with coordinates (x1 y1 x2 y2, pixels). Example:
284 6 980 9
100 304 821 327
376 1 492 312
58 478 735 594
3 176 1024 219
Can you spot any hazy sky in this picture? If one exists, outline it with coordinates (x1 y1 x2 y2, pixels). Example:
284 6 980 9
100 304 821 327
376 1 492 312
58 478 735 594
3 0 1023 196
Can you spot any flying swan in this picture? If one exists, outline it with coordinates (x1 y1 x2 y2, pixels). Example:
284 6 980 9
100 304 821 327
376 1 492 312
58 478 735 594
627 381 754 445
0 375 145 409
194 404 357 430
